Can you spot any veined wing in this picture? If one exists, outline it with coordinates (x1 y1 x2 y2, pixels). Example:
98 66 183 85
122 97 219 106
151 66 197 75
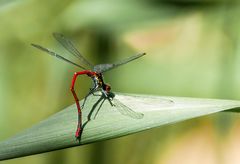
31 44 88 70
53 33 94 69
93 52 146 73
113 98 144 119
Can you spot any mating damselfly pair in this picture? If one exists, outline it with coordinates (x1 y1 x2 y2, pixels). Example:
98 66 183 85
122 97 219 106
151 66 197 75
32 33 147 139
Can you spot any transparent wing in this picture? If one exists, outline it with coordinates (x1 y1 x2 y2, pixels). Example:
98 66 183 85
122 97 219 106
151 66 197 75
93 52 146 73
31 44 87 70
113 98 144 119
53 33 94 69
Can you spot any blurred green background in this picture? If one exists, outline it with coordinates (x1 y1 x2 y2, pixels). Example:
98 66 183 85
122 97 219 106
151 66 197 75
1 0 240 163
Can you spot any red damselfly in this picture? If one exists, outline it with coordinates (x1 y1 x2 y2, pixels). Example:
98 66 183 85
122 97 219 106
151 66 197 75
32 33 146 139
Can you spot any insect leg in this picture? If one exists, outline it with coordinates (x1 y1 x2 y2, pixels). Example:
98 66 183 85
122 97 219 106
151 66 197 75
93 97 106 119
81 88 98 108
101 89 114 106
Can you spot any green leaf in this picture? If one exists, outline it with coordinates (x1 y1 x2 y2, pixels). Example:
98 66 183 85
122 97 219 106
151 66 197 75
0 93 240 161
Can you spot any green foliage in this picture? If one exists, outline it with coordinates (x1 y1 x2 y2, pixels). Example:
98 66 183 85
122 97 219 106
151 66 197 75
1 0 240 163
0 93 239 161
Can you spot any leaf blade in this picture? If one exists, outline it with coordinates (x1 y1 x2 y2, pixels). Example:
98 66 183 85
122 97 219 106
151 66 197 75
0 93 240 161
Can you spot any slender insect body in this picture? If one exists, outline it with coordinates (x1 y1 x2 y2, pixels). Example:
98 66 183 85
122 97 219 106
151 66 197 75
32 33 146 139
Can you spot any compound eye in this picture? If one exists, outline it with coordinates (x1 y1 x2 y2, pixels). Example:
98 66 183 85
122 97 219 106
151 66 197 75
106 85 111 92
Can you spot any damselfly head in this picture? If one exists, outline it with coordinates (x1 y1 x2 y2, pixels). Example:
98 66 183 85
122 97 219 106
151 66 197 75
105 84 111 92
